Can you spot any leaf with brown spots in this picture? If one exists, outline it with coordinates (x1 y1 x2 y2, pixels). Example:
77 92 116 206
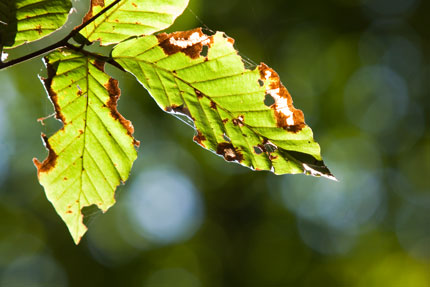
78 0 189 46
112 29 334 179
34 49 138 244
0 0 72 48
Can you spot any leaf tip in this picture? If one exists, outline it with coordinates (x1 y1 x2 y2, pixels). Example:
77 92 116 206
302 163 337 181
72 227 86 245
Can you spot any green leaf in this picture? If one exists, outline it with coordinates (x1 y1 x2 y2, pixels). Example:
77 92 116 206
34 49 139 244
79 0 189 46
112 29 334 179
0 0 72 48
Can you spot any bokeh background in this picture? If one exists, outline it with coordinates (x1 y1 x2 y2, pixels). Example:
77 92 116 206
1 0 429 286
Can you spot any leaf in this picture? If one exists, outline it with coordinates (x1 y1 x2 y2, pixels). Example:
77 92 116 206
33 49 139 244
0 0 72 48
79 0 189 46
112 29 335 179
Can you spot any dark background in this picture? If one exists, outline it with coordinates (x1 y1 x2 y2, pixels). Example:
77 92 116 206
0 0 429 286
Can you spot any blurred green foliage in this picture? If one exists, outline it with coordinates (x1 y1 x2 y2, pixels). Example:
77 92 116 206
0 0 429 286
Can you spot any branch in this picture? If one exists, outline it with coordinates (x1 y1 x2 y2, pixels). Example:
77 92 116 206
0 0 121 70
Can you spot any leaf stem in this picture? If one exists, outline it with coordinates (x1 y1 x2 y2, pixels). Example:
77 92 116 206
0 0 121 70
65 43 125 72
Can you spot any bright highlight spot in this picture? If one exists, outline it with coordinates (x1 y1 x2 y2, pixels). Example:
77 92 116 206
126 168 204 244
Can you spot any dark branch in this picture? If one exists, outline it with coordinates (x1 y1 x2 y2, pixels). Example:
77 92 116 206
0 0 121 70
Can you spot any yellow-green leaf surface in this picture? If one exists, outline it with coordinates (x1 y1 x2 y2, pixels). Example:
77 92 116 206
0 0 72 48
113 29 334 179
79 0 189 46
34 49 139 244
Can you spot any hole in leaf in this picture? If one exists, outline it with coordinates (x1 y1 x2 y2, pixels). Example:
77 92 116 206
264 94 275 106
258 79 264 87
82 204 102 227
254 146 263 154
200 45 209 57
223 133 231 142
241 57 257 70
202 28 216 36
264 141 277 153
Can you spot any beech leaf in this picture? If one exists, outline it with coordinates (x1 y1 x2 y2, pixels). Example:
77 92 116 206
112 29 334 179
0 0 72 48
79 0 189 46
34 49 139 244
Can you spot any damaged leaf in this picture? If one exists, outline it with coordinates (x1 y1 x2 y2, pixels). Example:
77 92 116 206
112 29 334 179
0 0 72 48
79 0 189 46
34 49 138 244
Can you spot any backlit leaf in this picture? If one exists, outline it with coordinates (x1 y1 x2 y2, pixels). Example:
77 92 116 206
34 49 139 244
0 0 72 48
79 0 189 46
112 29 334 179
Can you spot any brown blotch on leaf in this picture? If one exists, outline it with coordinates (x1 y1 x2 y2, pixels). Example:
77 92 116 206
165 104 192 119
210 101 217 109
93 0 105 6
195 89 203 99
82 0 105 23
131 2 137 7
33 134 58 175
269 154 278 160
156 28 214 59
66 210 73 214
222 33 235 45
258 63 306 133
104 78 139 147
258 143 267 152
254 139 278 160
222 118 229 124
93 59 105 72
35 25 42 35
227 37 235 45
216 142 244 162
232 115 244 127
193 130 206 147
